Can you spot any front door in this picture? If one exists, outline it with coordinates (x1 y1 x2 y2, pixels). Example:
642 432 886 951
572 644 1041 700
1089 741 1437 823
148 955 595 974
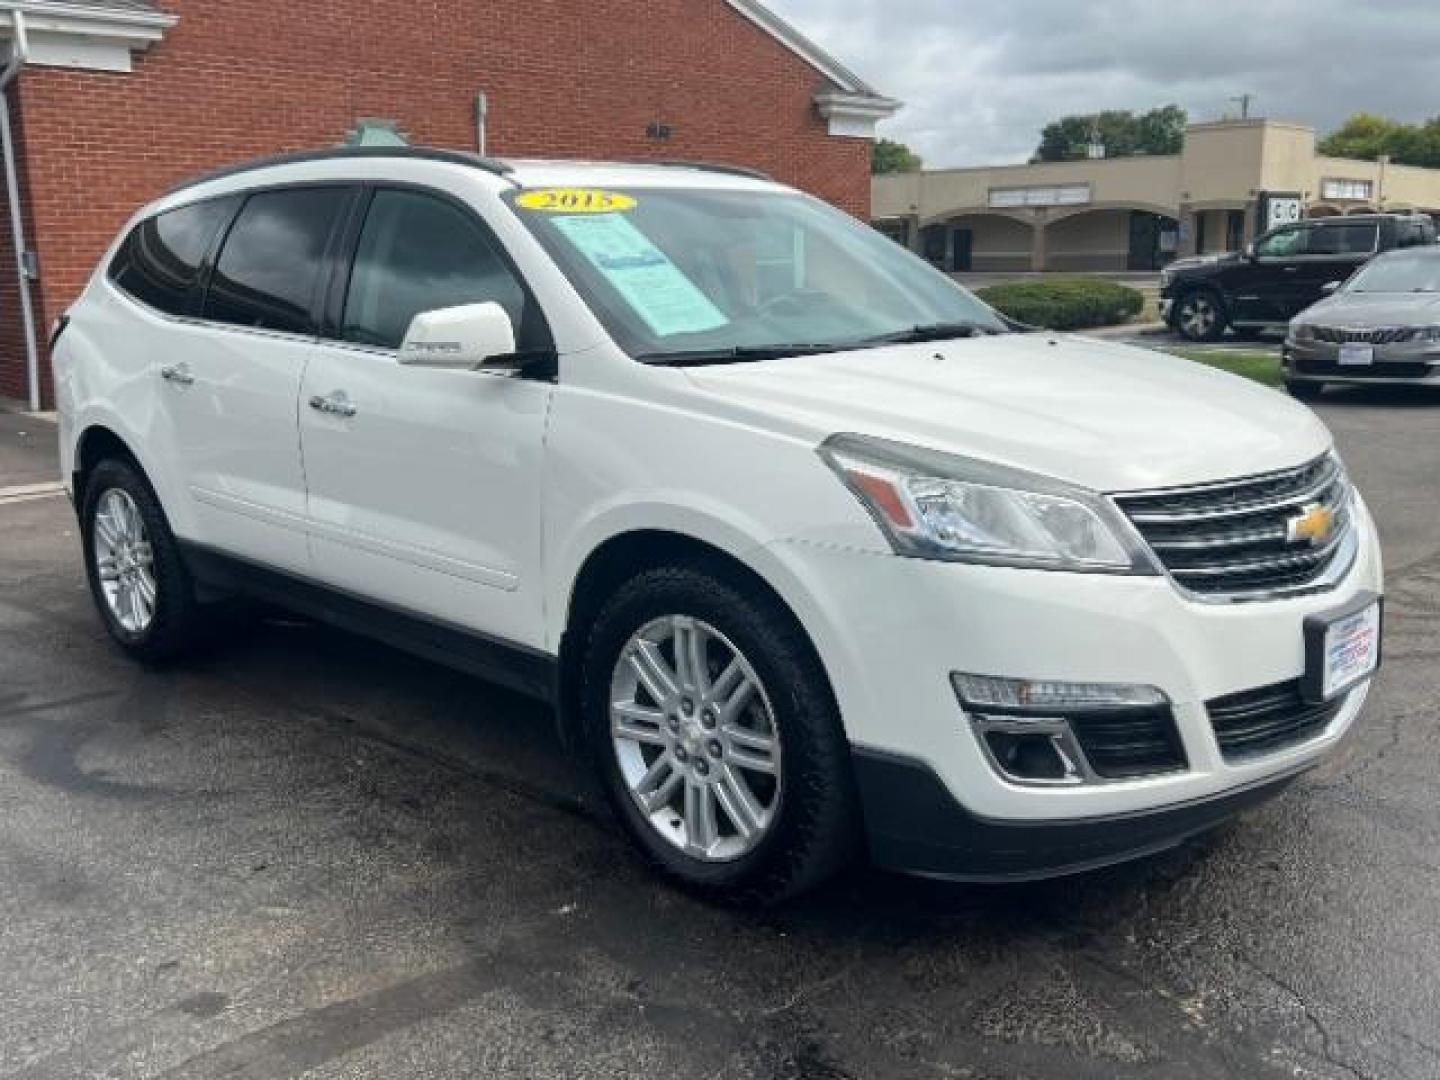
1230 222 1310 323
951 228 973 272
162 185 354 574
298 186 552 650
1127 211 1159 271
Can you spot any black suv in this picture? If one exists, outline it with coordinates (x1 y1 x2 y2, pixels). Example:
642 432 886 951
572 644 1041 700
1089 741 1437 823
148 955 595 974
1161 213 1436 341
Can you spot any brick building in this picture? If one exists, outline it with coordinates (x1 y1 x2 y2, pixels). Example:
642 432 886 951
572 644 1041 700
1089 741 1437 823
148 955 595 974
0 0 898 407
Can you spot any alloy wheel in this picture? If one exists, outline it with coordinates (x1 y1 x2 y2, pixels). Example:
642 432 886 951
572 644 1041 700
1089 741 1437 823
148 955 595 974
609 615 782 862
1179 294 1218 338
92 488 158 634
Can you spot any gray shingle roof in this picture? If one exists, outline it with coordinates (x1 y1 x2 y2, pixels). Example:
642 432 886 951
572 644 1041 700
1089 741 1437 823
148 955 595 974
11 0 165 13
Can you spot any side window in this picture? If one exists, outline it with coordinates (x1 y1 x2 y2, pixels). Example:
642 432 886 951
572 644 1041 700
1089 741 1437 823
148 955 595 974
108 196 240 316
203 187 349 334
341 188 529 350
1309 223 1378 256
1254 225 1308 259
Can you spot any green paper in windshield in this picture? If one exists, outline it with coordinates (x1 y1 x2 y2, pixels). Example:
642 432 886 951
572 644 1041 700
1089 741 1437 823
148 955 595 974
551 213 728 338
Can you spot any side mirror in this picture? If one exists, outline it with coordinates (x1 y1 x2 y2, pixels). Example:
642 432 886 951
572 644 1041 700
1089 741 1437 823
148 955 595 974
1321 280 1342 295
397 302 516 372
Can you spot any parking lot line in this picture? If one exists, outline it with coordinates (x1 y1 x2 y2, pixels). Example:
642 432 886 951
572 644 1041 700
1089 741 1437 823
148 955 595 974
0 480 64 504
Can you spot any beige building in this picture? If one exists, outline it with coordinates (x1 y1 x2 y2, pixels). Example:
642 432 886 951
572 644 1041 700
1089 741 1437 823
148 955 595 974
873 119 1440 273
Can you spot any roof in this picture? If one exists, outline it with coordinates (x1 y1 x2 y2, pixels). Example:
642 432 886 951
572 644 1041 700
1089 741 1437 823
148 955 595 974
725 0 877 96
163 148 787 204
2 0 170 16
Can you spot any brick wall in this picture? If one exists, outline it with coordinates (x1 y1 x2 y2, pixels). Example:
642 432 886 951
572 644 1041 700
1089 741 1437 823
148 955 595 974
0 0 873 405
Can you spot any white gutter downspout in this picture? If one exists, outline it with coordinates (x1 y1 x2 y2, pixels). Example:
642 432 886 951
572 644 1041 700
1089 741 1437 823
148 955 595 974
475 91 488 157
0 9 39 412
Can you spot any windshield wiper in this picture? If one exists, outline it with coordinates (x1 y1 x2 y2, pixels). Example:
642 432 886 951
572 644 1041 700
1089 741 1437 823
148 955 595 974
636 343 839 366
858 321 1000 346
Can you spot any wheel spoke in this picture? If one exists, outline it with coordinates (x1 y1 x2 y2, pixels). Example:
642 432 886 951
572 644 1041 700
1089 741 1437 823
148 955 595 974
635 752 683 812
133 567 158 610
684 781 719 855
714 765 765 840
628 640 679 706
672 617 709 693
97 557 121 582
94 513 122 552
715 668 757 723
611 701 668 746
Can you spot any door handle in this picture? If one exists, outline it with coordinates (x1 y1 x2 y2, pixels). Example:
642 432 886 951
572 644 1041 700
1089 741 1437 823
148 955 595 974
1283 266 1299 272
308 391 357 418
159 362 194 386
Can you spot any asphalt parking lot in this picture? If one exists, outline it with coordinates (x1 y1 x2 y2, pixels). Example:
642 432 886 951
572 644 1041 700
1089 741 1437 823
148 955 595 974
1 384 1438 1080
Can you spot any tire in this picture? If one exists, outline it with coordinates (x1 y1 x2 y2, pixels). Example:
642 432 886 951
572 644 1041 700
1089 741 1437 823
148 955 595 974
81 458 210 663
579 563 859 904
1173 288 1227 342
1286 379 1326 401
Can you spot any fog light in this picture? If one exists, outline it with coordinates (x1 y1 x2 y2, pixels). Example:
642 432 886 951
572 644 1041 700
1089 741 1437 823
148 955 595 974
984 730 1073 782
951 673 1167 714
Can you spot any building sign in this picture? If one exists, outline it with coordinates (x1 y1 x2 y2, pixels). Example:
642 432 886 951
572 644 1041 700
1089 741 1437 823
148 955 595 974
1321 178 1374 202
1258 191 1303 232
988 184 1091 209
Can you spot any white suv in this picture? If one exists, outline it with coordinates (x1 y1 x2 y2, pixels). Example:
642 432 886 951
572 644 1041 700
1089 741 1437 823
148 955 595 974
53 148 1383 901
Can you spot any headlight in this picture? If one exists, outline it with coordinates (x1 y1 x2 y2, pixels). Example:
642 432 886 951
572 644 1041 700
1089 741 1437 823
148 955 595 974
1290 323 1316 343
1158 268 1172 290
1413 326 1440 343
818 433 1156 573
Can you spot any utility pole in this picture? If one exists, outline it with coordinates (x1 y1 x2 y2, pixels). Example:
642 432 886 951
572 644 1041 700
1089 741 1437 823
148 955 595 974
1229 94 1254 120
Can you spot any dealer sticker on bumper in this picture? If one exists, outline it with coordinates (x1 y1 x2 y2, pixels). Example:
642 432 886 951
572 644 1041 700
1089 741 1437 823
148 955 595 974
1303 596 1382 703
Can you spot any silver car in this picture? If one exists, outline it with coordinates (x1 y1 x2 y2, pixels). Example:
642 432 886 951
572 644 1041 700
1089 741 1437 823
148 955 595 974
1284 245 1440 399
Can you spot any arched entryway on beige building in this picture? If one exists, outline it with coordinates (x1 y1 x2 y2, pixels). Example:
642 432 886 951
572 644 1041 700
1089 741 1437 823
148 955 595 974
917 210 1035 272
1045 204 1180 272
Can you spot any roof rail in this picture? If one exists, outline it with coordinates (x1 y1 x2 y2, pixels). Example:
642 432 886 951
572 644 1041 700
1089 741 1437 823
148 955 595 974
165 146 515 196
643 159 774 182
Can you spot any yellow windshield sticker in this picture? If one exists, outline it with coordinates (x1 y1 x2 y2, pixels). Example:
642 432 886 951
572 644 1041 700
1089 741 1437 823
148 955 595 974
516 189 637 214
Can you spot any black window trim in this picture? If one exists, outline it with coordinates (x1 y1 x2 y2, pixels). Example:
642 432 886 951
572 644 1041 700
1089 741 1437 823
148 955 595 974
321 180 557 378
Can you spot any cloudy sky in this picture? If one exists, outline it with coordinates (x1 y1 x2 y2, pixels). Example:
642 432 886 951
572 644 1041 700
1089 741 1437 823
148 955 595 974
764 0 1440 168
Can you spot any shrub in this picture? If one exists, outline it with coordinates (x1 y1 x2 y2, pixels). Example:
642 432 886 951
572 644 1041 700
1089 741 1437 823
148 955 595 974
975 277 1145 331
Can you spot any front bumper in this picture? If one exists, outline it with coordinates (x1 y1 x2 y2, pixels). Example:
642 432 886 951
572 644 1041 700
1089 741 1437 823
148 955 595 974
1285 339 1440 385
853 746 1310 881
764 496 1382 875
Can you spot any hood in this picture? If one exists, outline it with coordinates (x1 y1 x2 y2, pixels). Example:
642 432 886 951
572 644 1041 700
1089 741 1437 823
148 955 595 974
1166 251 1242 274
1298 291 1440 328
683 334 1331 493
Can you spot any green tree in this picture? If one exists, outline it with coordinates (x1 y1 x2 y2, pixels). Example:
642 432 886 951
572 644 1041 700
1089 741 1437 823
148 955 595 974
1032 105 1187 162
872 138 923 175
1320 113 1440 168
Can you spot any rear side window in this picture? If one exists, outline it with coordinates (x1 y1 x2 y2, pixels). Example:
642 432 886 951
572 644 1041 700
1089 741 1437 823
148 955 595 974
1309 223 1378 256
203 187 349 334
108 196 239 316
340 188 529 349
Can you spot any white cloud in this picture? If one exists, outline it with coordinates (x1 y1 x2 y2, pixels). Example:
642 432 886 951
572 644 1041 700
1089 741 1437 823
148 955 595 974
764 0 1440 167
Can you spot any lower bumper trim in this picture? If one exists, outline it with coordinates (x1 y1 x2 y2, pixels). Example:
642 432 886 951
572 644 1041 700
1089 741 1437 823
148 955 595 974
852 747 1308 882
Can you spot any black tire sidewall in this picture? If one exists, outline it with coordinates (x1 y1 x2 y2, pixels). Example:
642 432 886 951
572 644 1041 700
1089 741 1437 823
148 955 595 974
81 459 197 660
579 565 855 901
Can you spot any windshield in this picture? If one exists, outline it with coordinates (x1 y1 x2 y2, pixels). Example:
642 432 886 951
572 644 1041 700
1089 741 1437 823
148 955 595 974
507 186 1009 362
1347 250 1440 293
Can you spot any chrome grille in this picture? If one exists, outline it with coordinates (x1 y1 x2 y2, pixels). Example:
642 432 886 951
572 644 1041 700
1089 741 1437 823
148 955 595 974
1113 455 1354 600
1312 325 1414 345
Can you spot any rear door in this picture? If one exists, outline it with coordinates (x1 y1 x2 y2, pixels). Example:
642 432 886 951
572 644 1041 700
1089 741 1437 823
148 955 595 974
297 185 553 653
167 185 354 573
1299 219 1379 306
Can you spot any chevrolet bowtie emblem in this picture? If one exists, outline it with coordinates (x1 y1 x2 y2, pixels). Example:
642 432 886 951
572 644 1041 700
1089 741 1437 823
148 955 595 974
1286 503 1335 547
